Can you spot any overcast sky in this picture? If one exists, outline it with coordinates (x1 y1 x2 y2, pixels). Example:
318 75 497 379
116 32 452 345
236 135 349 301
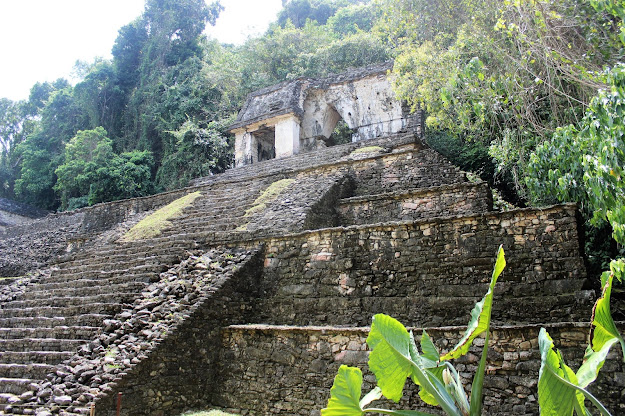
0 0 282 101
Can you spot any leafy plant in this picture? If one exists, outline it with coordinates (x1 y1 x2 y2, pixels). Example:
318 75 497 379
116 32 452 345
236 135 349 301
526 64 625 245
322 245 506 415
537 259 625 416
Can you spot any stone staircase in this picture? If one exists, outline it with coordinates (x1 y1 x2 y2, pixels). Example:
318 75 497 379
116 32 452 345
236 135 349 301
0 154 357 414
0 133 619 415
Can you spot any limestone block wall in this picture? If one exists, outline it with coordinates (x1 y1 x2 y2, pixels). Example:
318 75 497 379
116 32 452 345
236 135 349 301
348 146 467 196
338 182 493 225
217 323 625 416
248 204 591 328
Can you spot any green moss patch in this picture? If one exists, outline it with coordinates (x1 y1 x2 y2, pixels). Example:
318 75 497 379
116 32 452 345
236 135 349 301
120 192 201 242
180 411 238 416
244 178 294 217
351 145 384 155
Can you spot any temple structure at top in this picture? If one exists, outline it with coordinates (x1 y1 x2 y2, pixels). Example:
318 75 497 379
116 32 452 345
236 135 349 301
228 62 423 167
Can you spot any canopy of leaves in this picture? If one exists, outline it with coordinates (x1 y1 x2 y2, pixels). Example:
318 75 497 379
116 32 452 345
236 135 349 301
526 64 625 245
0 0 390 211
54 127 154 210
381 0 624 196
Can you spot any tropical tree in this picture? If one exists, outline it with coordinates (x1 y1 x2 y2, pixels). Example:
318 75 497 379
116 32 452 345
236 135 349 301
54 127 153 210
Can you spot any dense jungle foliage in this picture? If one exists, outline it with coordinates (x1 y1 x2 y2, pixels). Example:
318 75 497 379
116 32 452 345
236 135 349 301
0 0 624 274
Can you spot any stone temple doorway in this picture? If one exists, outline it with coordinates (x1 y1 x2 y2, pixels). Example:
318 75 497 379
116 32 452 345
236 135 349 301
253 126 276 162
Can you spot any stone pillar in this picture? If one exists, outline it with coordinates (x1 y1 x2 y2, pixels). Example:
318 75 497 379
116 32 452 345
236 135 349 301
274 116 300 159
234 131 255 167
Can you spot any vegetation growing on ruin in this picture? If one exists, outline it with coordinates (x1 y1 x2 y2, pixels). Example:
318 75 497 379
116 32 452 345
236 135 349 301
244 178 294 217
351 146 384 154
120 192 201 242
323 245 506 416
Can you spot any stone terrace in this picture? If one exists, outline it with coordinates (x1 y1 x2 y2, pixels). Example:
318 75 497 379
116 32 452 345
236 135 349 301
0 133 622 416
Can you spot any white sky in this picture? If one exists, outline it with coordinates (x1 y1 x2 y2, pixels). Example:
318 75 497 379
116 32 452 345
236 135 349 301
0 0 283 102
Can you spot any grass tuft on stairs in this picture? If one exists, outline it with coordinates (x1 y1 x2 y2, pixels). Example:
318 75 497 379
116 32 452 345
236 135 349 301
120 192 201 241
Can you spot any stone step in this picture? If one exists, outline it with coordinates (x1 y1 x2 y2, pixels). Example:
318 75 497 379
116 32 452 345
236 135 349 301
45 269 160 287
3 293 136 310
55 250 169 266
58 247 187 267
0 351 73 365
0 363 56 380
0 338 85 353
0 326 99 340
0 378 34 395
54 261 169 277
0 287 137 314
172 210 250 224
20 282 148 300
0 303 122 319
158 220 235 236
0 314 110 329
179 196 258 210
33 275 150 292
0 393 19 406
43 271 162 289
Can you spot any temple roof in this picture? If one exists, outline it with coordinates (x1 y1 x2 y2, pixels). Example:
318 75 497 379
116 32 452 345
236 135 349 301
228 62 393 132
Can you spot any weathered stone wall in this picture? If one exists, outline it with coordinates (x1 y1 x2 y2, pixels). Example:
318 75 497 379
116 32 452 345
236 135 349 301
217 323 625 416
250 204 591 328
348 145 467 196
338 182 493 225
300 69 406 143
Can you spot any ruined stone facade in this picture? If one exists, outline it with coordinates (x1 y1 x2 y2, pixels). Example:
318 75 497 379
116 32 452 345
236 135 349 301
229 63 422 167
0 69 623 416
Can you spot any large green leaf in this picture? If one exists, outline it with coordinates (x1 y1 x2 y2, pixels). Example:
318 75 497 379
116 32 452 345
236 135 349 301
367 314 462 416
321 365 437 416
590 261 625 361
538 328 612 416
420 330 439 362
577 339 618 389
538 328 582 416
441 245 505 360
322 365 369 416
366 410 437 416
367 314 415 402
